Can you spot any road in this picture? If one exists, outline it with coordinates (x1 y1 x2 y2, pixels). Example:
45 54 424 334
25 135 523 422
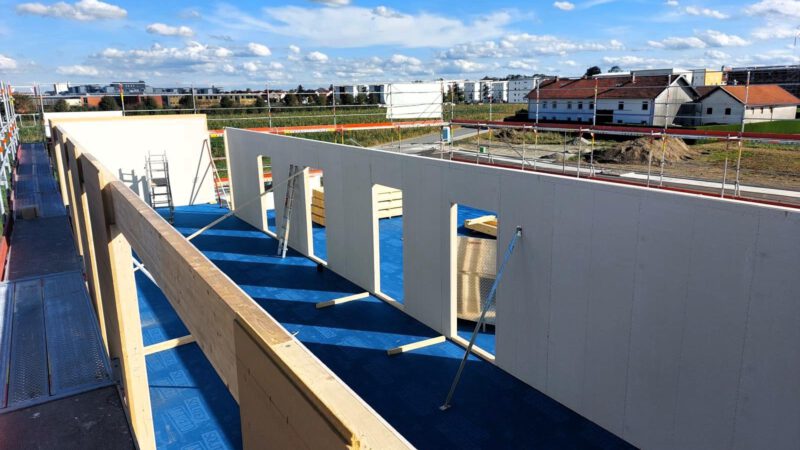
375 126 485 152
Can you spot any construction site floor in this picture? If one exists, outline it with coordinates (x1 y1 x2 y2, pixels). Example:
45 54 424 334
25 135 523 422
0 143 134 448
139 204 633 449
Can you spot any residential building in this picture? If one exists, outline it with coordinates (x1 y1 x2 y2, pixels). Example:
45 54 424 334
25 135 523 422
528 74 697 127
508 78 538 103
726 65 800 97
698 84 800 125
488 81 508 103
464 81 481 103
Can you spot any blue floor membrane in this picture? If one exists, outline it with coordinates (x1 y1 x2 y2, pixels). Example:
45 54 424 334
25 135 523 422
135 204 633 449
146 344 241 450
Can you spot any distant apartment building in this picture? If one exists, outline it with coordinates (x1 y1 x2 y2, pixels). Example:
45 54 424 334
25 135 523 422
508 78 538 103
463 81 481 103
488 81 508 103
726 65 800 97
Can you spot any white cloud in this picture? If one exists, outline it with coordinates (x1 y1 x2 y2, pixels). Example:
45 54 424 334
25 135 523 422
306 51 329 62
57 64 100 76
443 59 486 73
289 45 301 54
746 0 800 18
602 55 673 68
0 54 17 71
97 42 235 72
146 23 195 37
648 36 707 49
372 6 403 18
388 54 421 65
684 6 728 19
562 59 577 66
218 5 512 48
697 29 748 46
16 0 126 21
752 23 799 40
310 0 350 6
246 42 271 56
665 0 679 6
649 30 747 49
553 1 575 11
704 49 729 60
507 59 538 70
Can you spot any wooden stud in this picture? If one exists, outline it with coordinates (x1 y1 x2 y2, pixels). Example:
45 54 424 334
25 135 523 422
143 335 196 356
387 336 446 356
315 292 370 309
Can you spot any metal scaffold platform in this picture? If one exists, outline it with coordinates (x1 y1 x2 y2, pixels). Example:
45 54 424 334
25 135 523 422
0 143 134 448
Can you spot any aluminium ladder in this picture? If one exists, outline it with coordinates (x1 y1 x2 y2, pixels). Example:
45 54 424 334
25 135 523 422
276 164 302 258
145 152 175 224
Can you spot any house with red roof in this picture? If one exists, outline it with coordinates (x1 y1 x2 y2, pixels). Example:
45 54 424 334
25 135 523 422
527 74 697 127
697 85 800 125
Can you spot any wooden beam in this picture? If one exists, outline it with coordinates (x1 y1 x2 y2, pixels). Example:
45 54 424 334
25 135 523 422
387 336 446 356
143 335 196 356
79 152 156 450
315 292 370 309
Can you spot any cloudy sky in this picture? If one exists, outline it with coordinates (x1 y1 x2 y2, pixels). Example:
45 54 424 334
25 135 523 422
0 0 798 89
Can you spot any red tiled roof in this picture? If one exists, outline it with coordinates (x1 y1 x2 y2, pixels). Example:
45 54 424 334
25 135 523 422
715 85 800 106
527 75 684 101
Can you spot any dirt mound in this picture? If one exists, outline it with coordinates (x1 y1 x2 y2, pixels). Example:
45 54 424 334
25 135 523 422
602 136 698 164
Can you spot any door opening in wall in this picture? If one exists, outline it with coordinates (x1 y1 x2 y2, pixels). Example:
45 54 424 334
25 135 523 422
259 155 277 234
307 167 327 262
452 203 499 356
374 184 404 303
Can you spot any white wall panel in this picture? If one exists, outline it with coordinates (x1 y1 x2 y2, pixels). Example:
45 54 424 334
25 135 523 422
225 128 800 450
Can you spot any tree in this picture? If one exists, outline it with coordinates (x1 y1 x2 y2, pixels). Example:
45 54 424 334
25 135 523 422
584 66 602 77
367 93 380 104
142 96 160 111
283 94 299 107
220 96 235 108
12 94 35 114
608 65 623 73
339 93 354 105
254 96 266 108
355 93 368 105
98 95 120 111
178 95 193 110
53 99 69 112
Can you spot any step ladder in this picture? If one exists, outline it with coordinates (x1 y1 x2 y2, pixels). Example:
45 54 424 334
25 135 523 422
145 152 175 224
276 164 302 258
203 139 229 207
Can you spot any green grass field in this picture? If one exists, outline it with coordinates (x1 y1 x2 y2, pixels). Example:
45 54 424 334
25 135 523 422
698 119 800 134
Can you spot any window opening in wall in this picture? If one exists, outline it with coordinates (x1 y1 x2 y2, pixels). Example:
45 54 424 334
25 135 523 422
641 101 648 110
375 184 404 303
452 203 499 356
618 101 624 110
724 107 731 115
707 107 713 115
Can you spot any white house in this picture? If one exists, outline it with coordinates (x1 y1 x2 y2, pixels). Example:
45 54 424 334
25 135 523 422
528 74 696 127
508 78 538 103
698 85 800 125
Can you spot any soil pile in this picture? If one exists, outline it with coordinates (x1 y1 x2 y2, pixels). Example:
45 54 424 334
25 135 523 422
602 136 698 164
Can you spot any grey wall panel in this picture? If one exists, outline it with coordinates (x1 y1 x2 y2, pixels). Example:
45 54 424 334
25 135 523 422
733 211 800 450
581 186 640 433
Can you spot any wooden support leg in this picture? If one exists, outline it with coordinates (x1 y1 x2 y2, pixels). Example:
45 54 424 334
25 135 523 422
387 336 446 356
315 292 370 309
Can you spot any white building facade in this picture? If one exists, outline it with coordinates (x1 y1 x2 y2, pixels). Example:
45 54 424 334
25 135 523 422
508 78 538 103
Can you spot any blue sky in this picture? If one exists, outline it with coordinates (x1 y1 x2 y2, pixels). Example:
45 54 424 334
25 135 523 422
0 0 798 88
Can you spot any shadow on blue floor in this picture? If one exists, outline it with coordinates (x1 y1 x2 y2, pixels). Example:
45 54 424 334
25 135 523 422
144 204 633 450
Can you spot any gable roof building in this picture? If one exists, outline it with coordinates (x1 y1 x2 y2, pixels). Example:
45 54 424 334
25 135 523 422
697 85 800 125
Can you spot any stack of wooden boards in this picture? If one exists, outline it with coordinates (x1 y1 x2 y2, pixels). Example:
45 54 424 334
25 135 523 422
311 184 403 226
464 215 497 237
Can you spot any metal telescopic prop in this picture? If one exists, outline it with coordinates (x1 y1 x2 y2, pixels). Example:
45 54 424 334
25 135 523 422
440 225 523 411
